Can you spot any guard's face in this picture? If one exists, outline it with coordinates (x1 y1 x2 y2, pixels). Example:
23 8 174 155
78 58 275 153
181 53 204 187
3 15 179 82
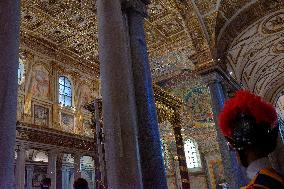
227 141 249 167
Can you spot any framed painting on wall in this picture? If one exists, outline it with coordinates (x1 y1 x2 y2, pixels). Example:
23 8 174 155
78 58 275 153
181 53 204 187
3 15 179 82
60 112 75 133
34 104 49 127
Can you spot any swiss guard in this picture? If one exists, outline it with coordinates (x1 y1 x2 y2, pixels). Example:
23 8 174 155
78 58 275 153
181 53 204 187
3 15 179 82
218 90 284 189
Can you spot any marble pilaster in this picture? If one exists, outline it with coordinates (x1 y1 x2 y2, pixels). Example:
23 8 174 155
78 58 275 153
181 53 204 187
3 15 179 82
15 145 26 189
97 0 143 188
26 165 34 189
48 150 58 189
125 1 168 188
0 0 20 188
202 71 247 189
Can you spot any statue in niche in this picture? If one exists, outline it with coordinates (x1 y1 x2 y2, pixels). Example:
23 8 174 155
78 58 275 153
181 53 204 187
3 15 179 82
31 65 50 100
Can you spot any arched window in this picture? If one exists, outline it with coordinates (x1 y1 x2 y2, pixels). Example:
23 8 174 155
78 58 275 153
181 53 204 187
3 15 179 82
18 59 25 85
184 139 202 170
59 76 72 107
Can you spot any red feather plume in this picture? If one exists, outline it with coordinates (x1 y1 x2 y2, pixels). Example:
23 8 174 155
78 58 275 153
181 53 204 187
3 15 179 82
218 90 277 137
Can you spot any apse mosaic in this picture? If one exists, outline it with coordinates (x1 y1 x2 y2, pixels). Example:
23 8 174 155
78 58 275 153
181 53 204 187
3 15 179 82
150 48 196 81
158 71 215 128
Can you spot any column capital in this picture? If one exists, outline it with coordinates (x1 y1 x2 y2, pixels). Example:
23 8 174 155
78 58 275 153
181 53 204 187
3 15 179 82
26 164 34 171
61 166 69 172
202 71 224 86
48 149 59 156
122 0 149 17
15 143 26 152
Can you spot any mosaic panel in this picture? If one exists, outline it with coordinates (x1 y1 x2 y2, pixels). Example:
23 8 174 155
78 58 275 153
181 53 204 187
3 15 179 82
158 71 215 128
34 104 49 126
83 119 93 138
61 112 74 132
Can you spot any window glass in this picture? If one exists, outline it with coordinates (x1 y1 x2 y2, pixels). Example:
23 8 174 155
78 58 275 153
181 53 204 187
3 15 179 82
18 59 25 85
59 76 72 107
184 139 202 170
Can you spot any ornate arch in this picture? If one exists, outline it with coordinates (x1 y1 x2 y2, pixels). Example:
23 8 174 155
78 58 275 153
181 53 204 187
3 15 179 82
216 0 284 62
223 9 284 102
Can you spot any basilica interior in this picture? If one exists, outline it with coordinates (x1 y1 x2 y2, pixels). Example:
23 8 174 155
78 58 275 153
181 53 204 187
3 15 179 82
0 0 284 189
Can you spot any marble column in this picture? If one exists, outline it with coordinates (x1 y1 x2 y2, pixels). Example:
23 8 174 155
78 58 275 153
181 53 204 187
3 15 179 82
92 170 96 189
125 1 168 188
26 165 34 189
73 154 81 180
97 0 143 188
202 71 246 189
62 166 69 189
48 150 58 189
15 145 26 189
56 154 63 189
0 0 20 188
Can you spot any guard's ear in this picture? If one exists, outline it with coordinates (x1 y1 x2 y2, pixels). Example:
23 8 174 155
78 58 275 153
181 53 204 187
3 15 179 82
225 136 236 151
225 136 234 144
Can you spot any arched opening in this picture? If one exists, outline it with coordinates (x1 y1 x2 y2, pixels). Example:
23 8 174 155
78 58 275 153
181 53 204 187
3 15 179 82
184 138 202 172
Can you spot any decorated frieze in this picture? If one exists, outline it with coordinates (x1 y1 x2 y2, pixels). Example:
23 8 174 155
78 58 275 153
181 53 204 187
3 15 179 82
16 122 95 152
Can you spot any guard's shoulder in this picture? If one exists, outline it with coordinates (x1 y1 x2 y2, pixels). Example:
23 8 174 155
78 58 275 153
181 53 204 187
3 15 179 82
252 169 284 189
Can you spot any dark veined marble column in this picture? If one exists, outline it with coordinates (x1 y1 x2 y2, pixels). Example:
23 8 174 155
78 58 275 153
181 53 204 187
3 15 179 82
0 0 20 188
202 71 247 189
124 1 168 188
97 0 143 188
170 113 190 189
94 99 106 189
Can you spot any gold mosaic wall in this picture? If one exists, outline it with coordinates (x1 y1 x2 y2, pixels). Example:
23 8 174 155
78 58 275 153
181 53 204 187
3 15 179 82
17 40 100 137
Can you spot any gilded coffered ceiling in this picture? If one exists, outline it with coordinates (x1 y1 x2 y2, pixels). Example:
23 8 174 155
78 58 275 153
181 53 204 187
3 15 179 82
21 0 98 66
20 0 284 103
20 0 195 73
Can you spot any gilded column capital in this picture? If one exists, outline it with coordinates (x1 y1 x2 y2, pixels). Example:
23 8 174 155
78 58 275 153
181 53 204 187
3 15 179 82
122 0 149 17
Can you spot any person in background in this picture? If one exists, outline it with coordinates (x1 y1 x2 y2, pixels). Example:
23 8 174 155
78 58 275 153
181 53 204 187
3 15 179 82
218 90 284 189
74 178 89 189
40 178 51 189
